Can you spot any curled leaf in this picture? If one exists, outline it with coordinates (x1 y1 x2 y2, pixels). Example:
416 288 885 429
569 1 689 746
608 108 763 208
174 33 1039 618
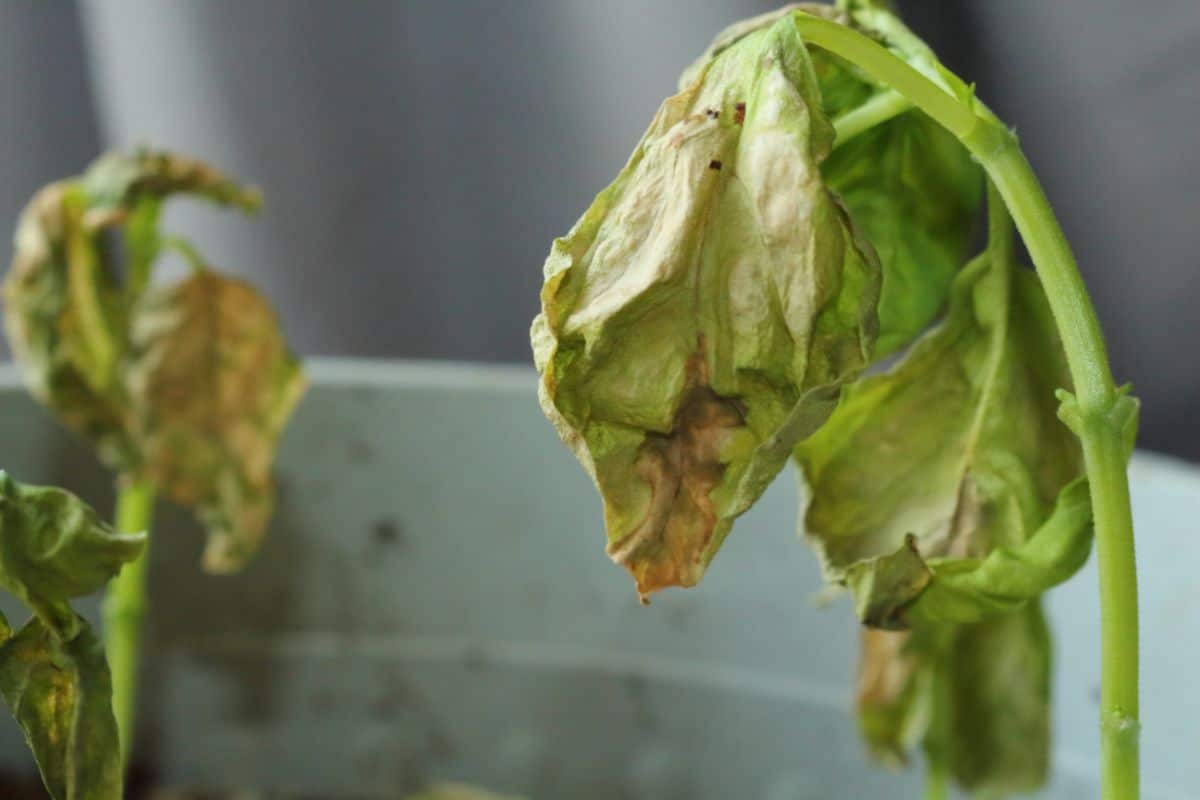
796 247 1084 628
0 472 145 636
860 605 1051 794
129 269 306 572
681 6 983 360
0 617 123 800
80 149 261 217
2 149 261 471
906 477 1093 626
533 14 879 598
796 200 1087 793
4 182 133 467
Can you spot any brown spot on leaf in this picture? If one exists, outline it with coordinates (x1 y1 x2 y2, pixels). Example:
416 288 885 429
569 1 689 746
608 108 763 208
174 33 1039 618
709 159 722 171
734 102 746 124
857 628 920 765
609 343 744 596
705 108 720 119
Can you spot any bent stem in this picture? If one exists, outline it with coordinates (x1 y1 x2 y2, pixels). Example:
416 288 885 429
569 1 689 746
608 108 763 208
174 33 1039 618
103 475 156 767
797 12 1139 799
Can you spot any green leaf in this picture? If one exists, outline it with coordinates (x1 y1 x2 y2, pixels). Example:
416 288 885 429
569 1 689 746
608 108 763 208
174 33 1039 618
797 203 1085 794
2 149 261 473
128 269 306 572
533 14 880 598
795 246 1084 628
0 617 123 800
863 605 1051 794
821 110 982 356
943 602 1051 794
0 472 145 637
906 477 1093 625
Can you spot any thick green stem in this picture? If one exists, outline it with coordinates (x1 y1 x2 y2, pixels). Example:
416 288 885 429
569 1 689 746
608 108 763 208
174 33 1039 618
797 12 1140 799
102 475 156 767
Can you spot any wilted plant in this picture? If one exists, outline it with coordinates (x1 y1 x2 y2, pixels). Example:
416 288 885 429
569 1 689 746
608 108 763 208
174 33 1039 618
534 3 1140 798
1 149 304 798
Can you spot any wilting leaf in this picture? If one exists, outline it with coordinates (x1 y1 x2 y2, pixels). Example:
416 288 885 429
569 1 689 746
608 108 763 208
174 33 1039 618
681 5 983 360
2 149 261 472
859 604 1051 794
796 211 1090 793
129 269 306 572
905 477 1092 626
0 617 123 800
3 182 133 467
0 472 145 637
856 628 930 765
796 246 1084 628
821 111 981 356
533 14 880 598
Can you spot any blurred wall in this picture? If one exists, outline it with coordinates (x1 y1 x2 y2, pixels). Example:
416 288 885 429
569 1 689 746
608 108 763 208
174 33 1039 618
0 1 1196 460
0 0 100 360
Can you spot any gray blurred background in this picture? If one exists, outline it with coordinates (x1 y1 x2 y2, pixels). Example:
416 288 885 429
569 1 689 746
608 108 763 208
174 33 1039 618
1 0 1196 460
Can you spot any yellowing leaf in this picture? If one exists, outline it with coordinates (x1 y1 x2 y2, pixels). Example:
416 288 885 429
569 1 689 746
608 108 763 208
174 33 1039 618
129 269 306 572
858 605 1051 794
795 202 1090 793
796 248 1084 628
856 628 929 766
0 618 123 800
4 182 133 467
533 15 880 599
2 149 261 472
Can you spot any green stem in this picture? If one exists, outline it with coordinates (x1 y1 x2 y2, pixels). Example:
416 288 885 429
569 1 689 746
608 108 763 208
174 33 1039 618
102 475 156 768
923 760 948 800
796 12 1140 799
831 90 911 146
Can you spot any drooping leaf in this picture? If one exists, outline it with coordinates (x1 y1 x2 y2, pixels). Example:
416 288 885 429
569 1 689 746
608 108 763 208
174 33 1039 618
128 269 306 572
795 203 1089 793
533 14 880 598
796 246 1084 629
2 149 261 472
859 604 1051 794
820 110 981 356
855 628 930 765
3 182 134 467
680 5 983 360
0 617 123 800
0 471 145 637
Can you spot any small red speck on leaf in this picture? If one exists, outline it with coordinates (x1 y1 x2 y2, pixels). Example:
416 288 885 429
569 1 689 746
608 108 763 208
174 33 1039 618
734 102 746 124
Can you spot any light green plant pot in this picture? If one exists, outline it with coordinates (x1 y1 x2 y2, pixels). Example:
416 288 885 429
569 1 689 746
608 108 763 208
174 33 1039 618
0 360 1195 798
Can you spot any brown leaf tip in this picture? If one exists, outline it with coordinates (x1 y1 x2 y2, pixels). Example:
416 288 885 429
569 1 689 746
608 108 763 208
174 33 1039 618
610 346 744 597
